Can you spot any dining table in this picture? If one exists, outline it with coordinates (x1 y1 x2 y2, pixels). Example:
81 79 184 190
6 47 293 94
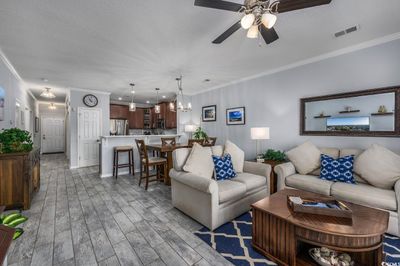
146 143 213 185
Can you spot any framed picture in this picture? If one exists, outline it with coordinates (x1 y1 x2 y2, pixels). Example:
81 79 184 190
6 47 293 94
202 105 217 122
35 117 39 133
226 107 245 125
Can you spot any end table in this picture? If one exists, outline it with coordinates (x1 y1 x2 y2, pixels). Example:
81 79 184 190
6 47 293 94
262 160 284 195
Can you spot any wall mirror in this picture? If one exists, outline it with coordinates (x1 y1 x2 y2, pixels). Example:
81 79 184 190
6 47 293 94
300 86 400 137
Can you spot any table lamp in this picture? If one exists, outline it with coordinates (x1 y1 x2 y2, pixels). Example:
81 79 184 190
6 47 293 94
251 127 270 162
184 124 197 139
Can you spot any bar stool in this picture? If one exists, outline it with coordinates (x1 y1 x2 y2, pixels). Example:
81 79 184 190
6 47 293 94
113 146 134 179
135 139 168 190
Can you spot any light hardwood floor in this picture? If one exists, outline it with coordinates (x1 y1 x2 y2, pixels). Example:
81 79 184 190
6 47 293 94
7 154 232 266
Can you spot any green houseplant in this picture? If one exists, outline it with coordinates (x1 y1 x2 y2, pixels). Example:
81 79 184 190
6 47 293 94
0 211 28 240
0 128 34 154
193 127 208 140
263 149 286 162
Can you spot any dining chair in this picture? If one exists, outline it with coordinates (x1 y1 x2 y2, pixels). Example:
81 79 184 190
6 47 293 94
204 137 217 146
188 139 204 147
135 139 168 190
161 137 176 146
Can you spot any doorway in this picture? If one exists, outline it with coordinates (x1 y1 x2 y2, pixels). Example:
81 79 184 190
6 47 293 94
41 116 65 153
78 107 101 167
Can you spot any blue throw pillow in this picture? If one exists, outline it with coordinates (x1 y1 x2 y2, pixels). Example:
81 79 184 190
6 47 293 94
320 154 355 184
212 154 237 180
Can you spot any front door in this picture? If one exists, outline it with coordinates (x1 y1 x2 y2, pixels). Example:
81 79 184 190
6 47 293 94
78 108 101 167
41 116 65 153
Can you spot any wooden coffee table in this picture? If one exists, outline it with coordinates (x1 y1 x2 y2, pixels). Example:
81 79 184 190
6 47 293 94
251 189 389 266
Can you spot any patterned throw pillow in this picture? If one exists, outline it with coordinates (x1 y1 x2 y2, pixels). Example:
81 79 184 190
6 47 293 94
212 154 237 180
320 154 355 184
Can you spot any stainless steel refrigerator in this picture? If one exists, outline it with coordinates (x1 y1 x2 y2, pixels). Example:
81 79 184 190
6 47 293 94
110 119 128 135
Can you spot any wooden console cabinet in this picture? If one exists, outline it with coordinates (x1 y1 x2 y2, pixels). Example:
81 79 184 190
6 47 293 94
0 149 40 210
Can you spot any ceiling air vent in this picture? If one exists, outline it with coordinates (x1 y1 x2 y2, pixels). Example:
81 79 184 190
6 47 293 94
334 25 359 38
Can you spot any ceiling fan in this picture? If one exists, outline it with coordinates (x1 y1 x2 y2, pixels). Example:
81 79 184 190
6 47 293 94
194 0 332 45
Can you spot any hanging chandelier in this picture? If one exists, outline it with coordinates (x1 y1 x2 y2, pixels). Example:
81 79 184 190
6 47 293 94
40 87 56 98
129 83 136 112
154 88 161 114
176 76 192 112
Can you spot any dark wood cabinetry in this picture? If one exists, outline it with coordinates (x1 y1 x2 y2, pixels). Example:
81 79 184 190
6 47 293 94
110 103 176 129
0 149 40 210
110 104 128 119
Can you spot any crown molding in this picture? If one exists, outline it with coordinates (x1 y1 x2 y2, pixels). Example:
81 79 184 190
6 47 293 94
69 87 111 95
0 48 23 81
190 32 400 96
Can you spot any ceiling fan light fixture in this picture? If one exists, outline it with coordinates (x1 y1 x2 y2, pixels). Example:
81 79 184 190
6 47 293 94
261 13 277 29
247 25 259 38
240 13 255 29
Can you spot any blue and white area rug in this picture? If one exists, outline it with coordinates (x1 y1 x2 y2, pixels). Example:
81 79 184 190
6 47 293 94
194 211 400 266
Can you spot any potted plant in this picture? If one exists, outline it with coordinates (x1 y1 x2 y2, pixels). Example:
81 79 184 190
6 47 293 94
193 127 208 140
0 128 33 154
263 149 286 163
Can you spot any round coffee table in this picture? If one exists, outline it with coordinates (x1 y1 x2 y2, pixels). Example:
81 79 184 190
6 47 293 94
251 189 389 266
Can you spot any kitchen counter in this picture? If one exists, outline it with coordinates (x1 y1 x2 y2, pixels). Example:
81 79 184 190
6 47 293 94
99 134 182 178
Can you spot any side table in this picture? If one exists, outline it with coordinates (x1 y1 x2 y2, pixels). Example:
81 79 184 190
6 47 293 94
262 160 284 195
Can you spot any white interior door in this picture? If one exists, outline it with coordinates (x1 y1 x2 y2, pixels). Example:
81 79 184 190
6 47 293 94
78 108 101 167
41 116 65 153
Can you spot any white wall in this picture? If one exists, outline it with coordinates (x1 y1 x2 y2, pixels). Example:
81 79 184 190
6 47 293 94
68 89 110 168
0 54 39 146
188 39 400 158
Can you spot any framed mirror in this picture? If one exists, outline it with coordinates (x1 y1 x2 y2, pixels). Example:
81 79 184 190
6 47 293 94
300 86 400 137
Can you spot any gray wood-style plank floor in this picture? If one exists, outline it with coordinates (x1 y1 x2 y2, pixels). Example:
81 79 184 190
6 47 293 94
7 154 232 266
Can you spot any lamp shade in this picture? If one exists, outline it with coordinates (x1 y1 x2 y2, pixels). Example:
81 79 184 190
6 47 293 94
184 124 197 133
251 127 270 140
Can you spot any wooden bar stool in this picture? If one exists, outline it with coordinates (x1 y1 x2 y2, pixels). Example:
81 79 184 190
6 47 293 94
135 139 168 190
113 146 134 179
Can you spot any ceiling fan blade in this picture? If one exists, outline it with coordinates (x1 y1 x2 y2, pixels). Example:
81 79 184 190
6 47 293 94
259 26 279 45
277 0 332 13
194 0 243 12
212 21 242 44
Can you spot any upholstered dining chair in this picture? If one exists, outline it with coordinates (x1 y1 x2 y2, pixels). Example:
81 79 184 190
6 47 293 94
188 139 204 147
204 137 217 146
135 139 168 190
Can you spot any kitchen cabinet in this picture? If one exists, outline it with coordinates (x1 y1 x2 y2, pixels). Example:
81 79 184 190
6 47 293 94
110 104 129 119
128 108 144 129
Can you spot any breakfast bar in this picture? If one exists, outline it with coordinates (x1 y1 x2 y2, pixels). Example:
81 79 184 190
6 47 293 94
99 134 182 178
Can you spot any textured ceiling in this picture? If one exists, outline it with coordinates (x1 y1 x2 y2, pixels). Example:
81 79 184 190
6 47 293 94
0 0 400 101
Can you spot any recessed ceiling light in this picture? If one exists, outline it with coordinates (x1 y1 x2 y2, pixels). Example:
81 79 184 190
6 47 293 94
146 100 150 104
162 95 166 99
204 79 211 82
41 78 48 82
118 97 122 101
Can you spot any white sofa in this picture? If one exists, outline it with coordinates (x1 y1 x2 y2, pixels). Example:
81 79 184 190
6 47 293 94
170 147 271 230
275 147 400 236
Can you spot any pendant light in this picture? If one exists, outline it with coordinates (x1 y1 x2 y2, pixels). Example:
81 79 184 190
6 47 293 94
129 83 136 112
40 87 56 98
176 76 192 112
154 88 160 114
